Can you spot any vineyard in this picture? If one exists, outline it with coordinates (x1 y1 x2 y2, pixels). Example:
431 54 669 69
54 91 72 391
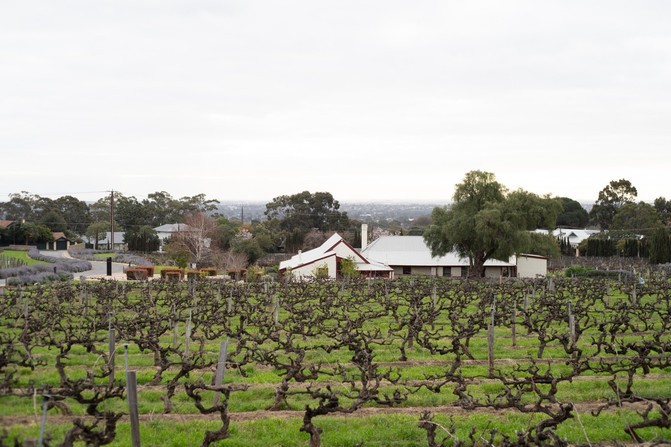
1 275 671 446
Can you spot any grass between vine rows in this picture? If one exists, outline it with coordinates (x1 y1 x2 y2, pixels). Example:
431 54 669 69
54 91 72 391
1 276 670 445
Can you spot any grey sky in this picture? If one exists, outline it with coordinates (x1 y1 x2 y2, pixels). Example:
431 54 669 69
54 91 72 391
2 1 670 204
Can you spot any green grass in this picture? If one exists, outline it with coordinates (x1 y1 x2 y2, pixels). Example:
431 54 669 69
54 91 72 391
0 249 48 266
5 409 671 446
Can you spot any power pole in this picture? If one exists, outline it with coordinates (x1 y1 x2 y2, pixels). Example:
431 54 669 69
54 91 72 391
240 205 244 225
110 190 115 251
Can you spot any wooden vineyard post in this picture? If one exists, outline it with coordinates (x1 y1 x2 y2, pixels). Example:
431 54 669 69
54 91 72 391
227 289 233 313
185 310 192 357
524 289 531 312
213 337 230 406
431 285 437 330
126 370 141 447
511 298 517 347
21 288 29 332
172 319 179 350
567 303 576 348
37 395 51 447
274 295 280 328
488 302 495 379
108 327 116 387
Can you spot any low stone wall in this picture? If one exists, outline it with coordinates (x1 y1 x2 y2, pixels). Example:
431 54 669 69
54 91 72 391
7 245 35 251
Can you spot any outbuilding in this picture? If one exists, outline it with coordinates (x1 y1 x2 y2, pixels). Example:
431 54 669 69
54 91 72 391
361 235 547 278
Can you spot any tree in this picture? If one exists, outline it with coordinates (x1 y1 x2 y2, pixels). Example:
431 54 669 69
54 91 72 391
143 191 178 227
177 193 220 216
231 238 265 265
167 213 217 266
90 193 119 231
649 228 671 264
86 222 110 250
214 250 249 277
11 222 53 245
211 217 239 251
611 202 663 238
654 197 671 226
339 256 358 279
589 179 638 230
125 225 160 253
115 195 148 231
556 197 589 228
39 209 68 232
264 191 351 252
423 171 561 278
53 195 91 235
522 232 561 258
0 192 41 221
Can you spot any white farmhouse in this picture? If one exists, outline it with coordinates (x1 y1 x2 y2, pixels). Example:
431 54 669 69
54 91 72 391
279 233 393 279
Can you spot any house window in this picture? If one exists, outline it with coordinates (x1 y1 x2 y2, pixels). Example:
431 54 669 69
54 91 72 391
442 267 451 277
402 266 411 275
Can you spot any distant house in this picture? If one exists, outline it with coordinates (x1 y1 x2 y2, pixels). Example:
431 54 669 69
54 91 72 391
0 220 15 230
154 223 193 251
37 232 72 251
361 235 547 278
279 233 393 279
81 232 126 251
536 228 600 252
154 223 213 252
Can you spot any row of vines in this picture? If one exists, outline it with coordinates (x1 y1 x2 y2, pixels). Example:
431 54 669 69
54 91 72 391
1 274 671 446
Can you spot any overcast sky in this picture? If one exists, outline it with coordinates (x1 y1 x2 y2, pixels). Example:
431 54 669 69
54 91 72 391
2 1 670 205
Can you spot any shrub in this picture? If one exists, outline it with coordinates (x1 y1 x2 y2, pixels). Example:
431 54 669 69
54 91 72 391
113 253 153 266
135 265 155 277
160 268 185 280
164 271 182 282
246 265 266 282
126 268 149 280
6 271 72 286
186 270 204 280
199 267 218 276
565 266 594 277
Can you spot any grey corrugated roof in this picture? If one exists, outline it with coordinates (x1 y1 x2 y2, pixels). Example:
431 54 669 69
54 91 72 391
362 236 514 267
154 223 193 233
